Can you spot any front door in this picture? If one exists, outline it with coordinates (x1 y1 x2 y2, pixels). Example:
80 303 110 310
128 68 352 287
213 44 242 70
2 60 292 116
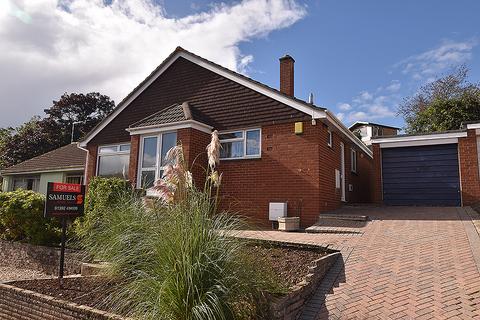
340 142 346 202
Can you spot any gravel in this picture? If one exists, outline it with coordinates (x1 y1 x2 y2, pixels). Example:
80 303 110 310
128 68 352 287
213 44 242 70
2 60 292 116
0 266 47 283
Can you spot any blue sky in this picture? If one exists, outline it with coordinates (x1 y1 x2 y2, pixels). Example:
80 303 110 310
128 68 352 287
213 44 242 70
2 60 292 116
1 0 479 129
166 0 480 129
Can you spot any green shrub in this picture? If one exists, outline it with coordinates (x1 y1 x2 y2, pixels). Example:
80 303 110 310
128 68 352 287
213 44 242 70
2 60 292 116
0 189 61 245
74 177 131 239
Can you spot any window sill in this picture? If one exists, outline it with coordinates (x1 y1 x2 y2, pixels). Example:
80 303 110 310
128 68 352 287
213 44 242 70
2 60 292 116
220 156 261 161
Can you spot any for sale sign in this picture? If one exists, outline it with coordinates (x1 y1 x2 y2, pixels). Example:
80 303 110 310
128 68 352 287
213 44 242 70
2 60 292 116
44 182 85 218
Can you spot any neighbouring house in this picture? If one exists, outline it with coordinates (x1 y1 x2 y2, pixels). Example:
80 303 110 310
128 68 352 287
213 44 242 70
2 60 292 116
349 121 400 146
371 123 480 207
78 47 374 227
1 143 86 194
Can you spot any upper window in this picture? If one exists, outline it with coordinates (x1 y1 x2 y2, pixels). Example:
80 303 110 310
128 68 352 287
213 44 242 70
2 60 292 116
327 130 333 147
351 149 357 173
219 129 261 159
97 143 131 179
138 132 177 189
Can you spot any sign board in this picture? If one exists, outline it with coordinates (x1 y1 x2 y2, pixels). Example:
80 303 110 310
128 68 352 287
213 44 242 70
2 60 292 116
44 182 85 218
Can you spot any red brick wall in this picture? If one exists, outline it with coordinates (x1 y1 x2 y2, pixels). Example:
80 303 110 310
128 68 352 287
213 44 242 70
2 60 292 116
216 122 321 227
0 283 120 320
86 122 373 227
214 121 373 227
459 129 480 205
317 125 373 213
85 145 97 186
371 143 383 204
177 128 210 187
128 135 140 186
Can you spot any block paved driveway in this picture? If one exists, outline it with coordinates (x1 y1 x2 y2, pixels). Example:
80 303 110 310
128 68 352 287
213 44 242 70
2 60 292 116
237 206 480 319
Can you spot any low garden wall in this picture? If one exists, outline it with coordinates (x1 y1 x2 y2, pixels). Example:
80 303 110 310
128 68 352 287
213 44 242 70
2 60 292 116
0 283 122 320
0 240 85 276
269 251 341 320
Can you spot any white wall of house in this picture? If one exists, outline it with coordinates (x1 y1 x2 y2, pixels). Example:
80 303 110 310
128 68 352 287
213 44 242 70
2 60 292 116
2 171 83 194
2 176 11 192
39 172 65 194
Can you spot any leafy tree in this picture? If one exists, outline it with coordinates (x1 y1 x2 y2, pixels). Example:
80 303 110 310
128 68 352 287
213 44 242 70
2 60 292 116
0 92 115 169
43 92 115 142
398 66 480 133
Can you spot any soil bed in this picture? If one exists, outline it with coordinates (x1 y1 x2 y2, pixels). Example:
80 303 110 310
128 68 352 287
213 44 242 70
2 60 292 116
245 243 327 287
10 243 328 313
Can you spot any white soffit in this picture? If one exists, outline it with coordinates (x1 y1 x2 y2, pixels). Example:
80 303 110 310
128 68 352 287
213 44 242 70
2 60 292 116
466 123 480 129
374 131 467 148
126 120 213 135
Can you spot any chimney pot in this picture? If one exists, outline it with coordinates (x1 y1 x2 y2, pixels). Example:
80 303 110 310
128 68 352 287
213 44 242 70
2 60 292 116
279 54 295 97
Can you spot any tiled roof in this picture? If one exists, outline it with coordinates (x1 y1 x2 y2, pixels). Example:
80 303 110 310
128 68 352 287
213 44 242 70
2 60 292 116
80 46 324 145
129 102 210 129
1 143 86 175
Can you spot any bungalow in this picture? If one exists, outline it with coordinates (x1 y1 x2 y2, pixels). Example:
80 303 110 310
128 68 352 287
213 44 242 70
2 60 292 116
78 47 374 227
1 143 86 194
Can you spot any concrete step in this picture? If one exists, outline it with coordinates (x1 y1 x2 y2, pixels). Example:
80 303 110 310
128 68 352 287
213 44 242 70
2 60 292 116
318 214 368 221
304 225 363 234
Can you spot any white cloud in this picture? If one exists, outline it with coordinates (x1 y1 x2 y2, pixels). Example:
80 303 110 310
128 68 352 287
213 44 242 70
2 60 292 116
336 112 345 121
385 80 401 92
0 0 306 127
337 103 351 111
340 90 398 123
353 91 373 104
396 39 477 81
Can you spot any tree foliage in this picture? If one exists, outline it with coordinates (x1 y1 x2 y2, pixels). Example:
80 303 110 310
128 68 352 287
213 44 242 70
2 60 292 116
398 66 480 133
0 92 114 169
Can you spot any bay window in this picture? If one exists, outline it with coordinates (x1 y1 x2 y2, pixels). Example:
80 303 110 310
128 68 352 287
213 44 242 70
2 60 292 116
97 144 130 179
219 128 261 159
138 132 177 189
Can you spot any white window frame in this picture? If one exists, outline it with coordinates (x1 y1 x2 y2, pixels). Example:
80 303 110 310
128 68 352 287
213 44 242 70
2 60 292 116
351 148 357 173
327 130 333 147
137 131 177 189
65 174 84 185
11 176 40 192
219 128 261 160
96 143 131 179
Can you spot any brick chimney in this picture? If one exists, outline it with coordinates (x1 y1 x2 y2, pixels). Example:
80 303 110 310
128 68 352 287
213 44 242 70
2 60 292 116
279 54 295 97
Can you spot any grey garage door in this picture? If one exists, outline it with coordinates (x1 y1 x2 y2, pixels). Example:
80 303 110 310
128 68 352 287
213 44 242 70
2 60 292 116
382 143 461 206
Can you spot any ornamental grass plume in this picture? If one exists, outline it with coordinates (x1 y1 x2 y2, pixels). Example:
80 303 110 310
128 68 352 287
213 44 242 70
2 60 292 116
206 130 220 171
149 145 190 204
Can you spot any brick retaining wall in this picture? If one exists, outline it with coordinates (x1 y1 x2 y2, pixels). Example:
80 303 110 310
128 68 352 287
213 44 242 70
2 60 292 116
0 283 123 320
0 240 85 276
269 251 341 320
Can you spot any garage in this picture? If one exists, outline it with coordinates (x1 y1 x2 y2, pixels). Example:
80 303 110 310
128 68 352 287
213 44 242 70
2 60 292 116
381 143 461 206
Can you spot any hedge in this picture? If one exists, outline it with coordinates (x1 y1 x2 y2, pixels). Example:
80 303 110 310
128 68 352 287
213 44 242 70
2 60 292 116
0 190 61 245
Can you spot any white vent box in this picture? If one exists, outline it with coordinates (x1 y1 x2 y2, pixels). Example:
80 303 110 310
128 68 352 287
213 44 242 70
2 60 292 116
348 184 353 192
269 202 287 221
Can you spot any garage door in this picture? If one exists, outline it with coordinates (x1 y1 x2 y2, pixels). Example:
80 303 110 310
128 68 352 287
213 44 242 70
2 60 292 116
382 143 461 206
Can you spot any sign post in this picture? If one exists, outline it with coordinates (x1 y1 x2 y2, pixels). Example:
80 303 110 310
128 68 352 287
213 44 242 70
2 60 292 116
44 182 85 287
